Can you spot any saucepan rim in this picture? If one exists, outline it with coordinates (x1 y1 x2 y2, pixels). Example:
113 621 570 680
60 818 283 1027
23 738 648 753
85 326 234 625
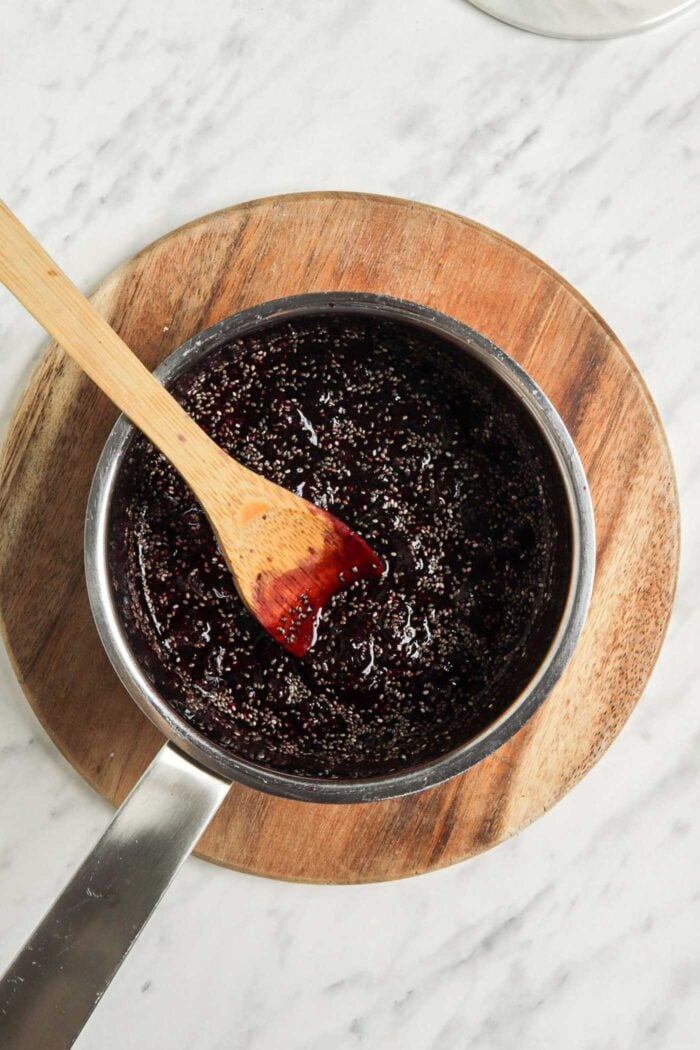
84 291 595 803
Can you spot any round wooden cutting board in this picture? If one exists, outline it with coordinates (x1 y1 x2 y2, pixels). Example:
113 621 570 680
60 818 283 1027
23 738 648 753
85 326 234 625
0 192 679 883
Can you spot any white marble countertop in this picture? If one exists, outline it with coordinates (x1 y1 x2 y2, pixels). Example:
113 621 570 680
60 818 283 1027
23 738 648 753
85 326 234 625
1 1 699 1047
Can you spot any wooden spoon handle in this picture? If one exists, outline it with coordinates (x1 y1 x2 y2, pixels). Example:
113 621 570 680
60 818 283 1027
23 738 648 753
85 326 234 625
0 200 234 502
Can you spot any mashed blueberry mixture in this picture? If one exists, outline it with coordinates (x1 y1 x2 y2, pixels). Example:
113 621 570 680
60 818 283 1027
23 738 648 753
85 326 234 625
109 314 571 778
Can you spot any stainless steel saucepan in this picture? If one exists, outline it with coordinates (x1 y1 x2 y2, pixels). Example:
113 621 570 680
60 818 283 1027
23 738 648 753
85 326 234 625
0 293 595 1049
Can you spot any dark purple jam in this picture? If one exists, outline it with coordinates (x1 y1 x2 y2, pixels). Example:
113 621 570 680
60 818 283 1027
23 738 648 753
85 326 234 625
109 314 571 779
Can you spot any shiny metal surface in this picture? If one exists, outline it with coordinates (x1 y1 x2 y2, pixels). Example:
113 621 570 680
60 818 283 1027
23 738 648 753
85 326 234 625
86 291 596 804
0 744 229 1050
0 292 595 1043
467 0 699 39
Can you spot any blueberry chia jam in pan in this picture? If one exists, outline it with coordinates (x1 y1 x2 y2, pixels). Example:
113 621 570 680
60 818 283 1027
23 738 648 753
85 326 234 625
108 307 573 780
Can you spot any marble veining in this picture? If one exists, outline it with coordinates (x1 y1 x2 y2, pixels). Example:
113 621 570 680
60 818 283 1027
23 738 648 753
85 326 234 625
1 0 700 1046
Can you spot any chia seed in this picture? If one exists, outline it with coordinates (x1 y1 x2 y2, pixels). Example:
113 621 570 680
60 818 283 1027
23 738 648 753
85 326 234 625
109 314 571 779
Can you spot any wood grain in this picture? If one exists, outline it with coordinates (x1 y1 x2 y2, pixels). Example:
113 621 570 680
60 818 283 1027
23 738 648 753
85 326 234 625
0 192 680 883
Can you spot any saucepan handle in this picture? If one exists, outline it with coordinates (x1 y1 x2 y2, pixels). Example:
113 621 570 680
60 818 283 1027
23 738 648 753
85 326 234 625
0 742 230 1050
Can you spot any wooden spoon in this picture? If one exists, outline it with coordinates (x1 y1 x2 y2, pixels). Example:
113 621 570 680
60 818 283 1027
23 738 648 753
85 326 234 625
0 201 383 656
